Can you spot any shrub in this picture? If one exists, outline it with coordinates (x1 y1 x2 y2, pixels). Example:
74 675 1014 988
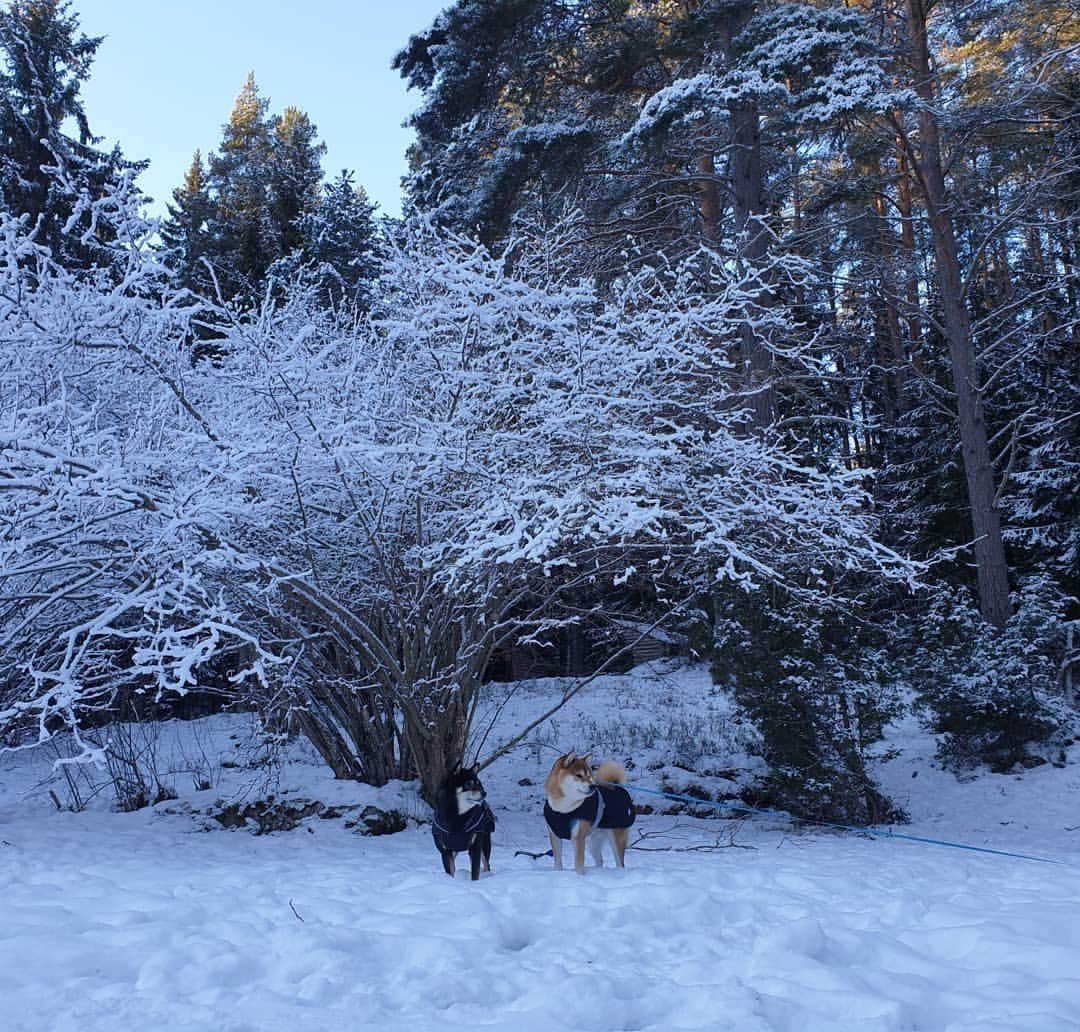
712 587 903 824
912 579 1071 772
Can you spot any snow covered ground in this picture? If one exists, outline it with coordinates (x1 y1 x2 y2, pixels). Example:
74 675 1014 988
2 662 1079 1031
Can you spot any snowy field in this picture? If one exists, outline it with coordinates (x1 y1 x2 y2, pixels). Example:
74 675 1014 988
2 662 1079 1032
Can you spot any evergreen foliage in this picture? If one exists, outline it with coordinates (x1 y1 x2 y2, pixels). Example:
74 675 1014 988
277 170 380 308
0 0 144 266
159 74 377 308
159 151 214 293
907 580 1072 772
268 106 325 260
712 585 903 824
203 72 277 300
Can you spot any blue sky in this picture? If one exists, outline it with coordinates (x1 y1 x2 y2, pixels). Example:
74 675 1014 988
73 1 449 216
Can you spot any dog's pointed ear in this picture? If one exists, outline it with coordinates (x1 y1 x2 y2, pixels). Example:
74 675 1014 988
581 752 593 766
561 752 576 768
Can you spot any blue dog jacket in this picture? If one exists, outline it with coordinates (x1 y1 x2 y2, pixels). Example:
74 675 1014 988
432 801 496 853
544 785 635 840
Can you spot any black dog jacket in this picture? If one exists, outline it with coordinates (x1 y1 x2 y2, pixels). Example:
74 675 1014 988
544 785 635 840
432 802 496 854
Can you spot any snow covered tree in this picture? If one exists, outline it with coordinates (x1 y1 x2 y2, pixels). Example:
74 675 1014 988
884 0 1013 628
268 106 325 258
0 178 270 758
903 580 1071 771
394 0 593 240
712 583 905 823
285 169 380 309
203 71 276 301
159 150 214 295
353 218 920 798
0 0 143 267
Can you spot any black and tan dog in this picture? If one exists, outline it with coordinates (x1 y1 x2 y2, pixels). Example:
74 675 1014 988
543 752 635 875
432 764 495 880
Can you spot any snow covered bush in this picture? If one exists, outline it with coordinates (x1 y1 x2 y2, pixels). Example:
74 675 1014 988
373 219 916 591
1 177 918 804
365 220 920 790
0 184 271 763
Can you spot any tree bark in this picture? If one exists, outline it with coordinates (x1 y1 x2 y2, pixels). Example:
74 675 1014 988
903 0 1012 628
693 142 722 244
895 136 924 366
729 100 777 431
871 157 909 416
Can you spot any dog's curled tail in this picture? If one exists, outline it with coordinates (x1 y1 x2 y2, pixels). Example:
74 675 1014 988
596 760 627 785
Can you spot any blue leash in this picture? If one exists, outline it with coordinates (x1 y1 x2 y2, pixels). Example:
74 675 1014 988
599 780 1064 866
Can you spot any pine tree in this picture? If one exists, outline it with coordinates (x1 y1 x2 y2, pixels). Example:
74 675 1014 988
394 0 627 247
165 73 344 306
205 71 275 301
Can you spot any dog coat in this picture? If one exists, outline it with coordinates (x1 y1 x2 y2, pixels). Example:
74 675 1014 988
544 785 635 840
432 801 496 854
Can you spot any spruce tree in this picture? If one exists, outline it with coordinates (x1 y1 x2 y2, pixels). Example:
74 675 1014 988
0 0 142 266
269 106 325 258
160 150 214 294
296 169 379 308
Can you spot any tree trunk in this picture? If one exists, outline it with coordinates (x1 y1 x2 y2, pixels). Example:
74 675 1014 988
871 157 909 416
729 100 777 431
715 3 776 433
895 136 924 366
694 144 721 244
903 0 1012 628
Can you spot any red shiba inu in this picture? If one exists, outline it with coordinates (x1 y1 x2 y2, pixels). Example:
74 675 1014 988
543 752 635 875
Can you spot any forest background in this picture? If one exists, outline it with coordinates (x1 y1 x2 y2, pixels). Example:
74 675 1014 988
0 0 1077 823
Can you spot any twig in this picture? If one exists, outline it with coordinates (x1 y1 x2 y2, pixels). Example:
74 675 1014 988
630 840 752 852
628 822 753 852
288 899 305 922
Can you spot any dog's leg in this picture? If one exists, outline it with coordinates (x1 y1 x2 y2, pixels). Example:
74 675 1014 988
441 851 456 878
549 828 563 870
481 833 492 873
590 829 607 868
572 821 592 875
468 839 483 881
612 827 629 868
